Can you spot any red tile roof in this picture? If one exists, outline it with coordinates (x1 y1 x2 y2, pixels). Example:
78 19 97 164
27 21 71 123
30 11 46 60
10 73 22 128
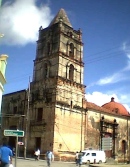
102 97 129 116
85 97 130 117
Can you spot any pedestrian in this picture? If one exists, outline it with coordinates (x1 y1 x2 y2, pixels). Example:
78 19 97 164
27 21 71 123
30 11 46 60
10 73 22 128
77 150 83 167
46 150 54 167
34 148 40 160
75 151 79 166
0 137 13 167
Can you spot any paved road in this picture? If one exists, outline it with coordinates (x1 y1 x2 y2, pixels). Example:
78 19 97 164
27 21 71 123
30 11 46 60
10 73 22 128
12 158 129 167
13 158 84 167
90 164 129 167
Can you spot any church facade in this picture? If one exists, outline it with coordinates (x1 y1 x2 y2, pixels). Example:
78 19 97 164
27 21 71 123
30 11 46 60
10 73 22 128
1 9 130 162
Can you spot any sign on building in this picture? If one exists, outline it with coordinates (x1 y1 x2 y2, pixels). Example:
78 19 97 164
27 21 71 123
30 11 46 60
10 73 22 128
4 130 24 137
102 137 112 150
18 142 24 145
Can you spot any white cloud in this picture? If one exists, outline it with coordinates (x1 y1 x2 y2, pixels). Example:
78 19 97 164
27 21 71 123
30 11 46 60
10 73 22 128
85 91 130 113
0 0 53 45
122 42 130 59
122 42 130 71
85 92 118 106
123 104 130 113
122 60 130 71
93 42 130 86
96 72 126 85
88 42 130 87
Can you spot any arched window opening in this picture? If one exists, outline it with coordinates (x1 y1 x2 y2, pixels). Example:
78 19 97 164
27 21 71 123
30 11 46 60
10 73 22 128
47 42 51 55
69 43 74 57
122 140 126 154
69 64 74 81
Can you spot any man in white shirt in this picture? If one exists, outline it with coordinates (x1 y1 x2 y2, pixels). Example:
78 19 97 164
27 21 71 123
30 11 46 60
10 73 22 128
34 149 40 160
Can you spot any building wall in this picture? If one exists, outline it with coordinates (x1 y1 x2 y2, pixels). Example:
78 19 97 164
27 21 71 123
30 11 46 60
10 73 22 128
0 54 8 115
1 90 27 130
1 88 130 161
53 106 83 152
85 110 101 149
86 109 130 161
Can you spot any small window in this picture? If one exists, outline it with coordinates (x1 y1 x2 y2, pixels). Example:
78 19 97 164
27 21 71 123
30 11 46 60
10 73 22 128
92 153 96 156
69 64 74 81
82 152 86 156
37 108 43 121
69 43 74 57
13 106 17 114
86 153 90 156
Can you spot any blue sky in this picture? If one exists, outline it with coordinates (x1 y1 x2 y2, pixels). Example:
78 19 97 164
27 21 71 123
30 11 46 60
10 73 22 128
0 0 130 112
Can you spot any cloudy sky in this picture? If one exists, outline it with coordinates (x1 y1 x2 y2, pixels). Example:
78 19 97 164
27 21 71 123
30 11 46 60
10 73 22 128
0 0 130 112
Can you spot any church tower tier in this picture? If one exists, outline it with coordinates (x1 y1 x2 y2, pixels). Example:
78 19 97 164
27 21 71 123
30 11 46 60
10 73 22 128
30 8 86 153
32 8 85 105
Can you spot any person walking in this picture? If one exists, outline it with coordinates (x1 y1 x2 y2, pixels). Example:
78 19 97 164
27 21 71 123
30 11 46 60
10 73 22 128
75 151 79 166
46 150 54 167
77 150 83 167
0 137 13 167
34 149 40 160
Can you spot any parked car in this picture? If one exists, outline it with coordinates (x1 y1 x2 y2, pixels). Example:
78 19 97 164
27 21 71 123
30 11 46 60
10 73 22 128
81 150 106 164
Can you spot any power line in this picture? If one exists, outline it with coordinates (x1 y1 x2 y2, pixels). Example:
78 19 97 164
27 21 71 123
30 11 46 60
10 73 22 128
4 47 125 84
85 51 124 64
86 45 120 58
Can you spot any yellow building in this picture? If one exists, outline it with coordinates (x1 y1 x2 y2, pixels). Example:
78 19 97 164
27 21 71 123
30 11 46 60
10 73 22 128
0 54 8 116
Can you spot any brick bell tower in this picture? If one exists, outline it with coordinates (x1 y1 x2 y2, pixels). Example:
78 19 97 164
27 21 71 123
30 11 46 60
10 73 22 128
30 9 86 154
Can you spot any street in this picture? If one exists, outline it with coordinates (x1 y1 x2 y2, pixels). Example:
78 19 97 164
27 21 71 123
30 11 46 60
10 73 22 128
12 158 129 167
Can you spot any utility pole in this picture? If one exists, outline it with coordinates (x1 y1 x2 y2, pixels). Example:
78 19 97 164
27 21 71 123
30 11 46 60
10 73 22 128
80 111 83 151
24 77 30 159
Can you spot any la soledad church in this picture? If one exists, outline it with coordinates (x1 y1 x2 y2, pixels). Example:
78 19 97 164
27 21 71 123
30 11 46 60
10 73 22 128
1 9 130 162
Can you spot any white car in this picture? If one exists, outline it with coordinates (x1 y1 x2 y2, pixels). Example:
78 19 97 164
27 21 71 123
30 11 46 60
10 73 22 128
81 150 106 164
